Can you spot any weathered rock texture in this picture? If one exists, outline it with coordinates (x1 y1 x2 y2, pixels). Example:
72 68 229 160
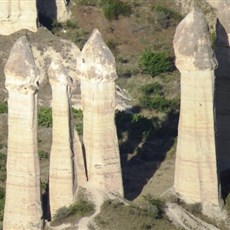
77 29 123 197
206 0 230 174
173 9 221 217
3 36 42 229
0 0 37 35
48 58 76 216
37 0 69 23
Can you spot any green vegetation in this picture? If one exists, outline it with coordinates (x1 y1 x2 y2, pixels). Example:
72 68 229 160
0 153 6 182
52 193 95 225
140 51 173 77
38 107 52 128
0 188 5 221
102 0 132 21
72 108 83 135
140 83 179 113
38 150 49 160
153 4 182 29
94 199 176 230
0 102 7 114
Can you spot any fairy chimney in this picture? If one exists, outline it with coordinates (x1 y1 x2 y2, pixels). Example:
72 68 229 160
3 36 42 229
48 58 76 217
173 9 222 218
76 29 124 197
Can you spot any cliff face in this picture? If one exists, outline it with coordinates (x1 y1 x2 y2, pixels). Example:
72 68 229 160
0 0 37 35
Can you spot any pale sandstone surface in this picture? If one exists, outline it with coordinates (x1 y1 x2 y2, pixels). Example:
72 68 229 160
3 36 42 229
77 29 123 197
48 57 77 217
174 9 222 218
0 0 37 35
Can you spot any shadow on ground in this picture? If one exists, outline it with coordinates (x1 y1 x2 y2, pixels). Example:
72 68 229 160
116 108 179 200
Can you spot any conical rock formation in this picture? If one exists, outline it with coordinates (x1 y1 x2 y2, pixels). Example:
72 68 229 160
3 36 42 229
76 29 124 197
173 9 222 218
48 57 76 217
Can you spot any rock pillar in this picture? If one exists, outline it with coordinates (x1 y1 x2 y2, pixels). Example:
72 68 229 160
77 29 123 197
3 36 42 229
48 58 76 217
0 0 37 35
173 9 222 217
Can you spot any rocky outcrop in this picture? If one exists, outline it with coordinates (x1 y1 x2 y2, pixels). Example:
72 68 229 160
173 9 222 217
76 29 124 197
0 0 37 35
3 36 42 229
48 57 76 217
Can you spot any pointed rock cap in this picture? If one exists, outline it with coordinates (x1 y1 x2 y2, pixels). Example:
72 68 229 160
173 8 217 71
48 57 72 86
76 29 117 82
4 36 39 93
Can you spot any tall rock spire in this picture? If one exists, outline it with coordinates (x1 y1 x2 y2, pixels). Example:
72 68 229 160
76 29 124 197
3 36 42 229
173 9 222 218
48 58 76 217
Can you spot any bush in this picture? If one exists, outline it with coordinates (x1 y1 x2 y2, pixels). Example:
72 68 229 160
0 188 5 221
66 19 77 29
72 108 83 135
102 0 132 21
38 107 52 128
140 51 172 76
53 196 95 223
140 83 179 113
0 101 7 113
38 150 49 160
153 5 182 28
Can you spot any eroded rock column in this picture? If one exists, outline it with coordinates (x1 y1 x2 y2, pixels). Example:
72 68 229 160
3 36 42 229
77 29 123 197
0 0 37 35
173 9 221 217
48 58 76 216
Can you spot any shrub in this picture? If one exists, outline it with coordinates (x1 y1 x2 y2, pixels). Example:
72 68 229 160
140 51 172 76
53 206 70 222
68 198 95 216
0 101 7 113
102 0 132 21
38 150 49 160
153 5 182 28
72 108 83 135
0 188 5 221
76 0 101 6
139 83 179 113
38 107 52 128
66 19 77 29
0 153 6 182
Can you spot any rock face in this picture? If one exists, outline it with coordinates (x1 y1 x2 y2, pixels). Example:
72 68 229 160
3 36 42 229
206 0 230 174
48 58 76 216
0 0 37 35
173 9 221 217
77 29 124 196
